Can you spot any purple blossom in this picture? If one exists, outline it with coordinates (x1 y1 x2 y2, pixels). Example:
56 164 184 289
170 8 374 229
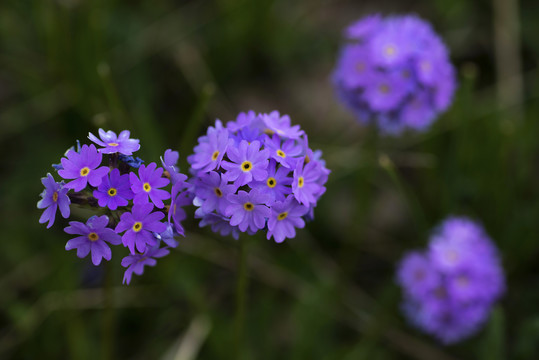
93 168 133 210
188 125 229 173
397 251 441 299
88 129 140 155
267 196 308 243
37 173 70 228
225 189 271 232
155 224 179 248
161 149 188 186
363 70 411 112
221 140 269 187
130 162 170 208
115 202 167 254
292 159 323 206
168 182 192 236
58 144 109 191
64 215 121 266
121 245 170 285
251 160 292 202
264 134 302 169
192 171 237 216
262 111 305 139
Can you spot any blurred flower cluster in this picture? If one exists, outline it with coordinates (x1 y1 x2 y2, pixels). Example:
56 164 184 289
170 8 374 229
38 129 190 284
332 14 456 134
397 217 505 344
188 110 330 243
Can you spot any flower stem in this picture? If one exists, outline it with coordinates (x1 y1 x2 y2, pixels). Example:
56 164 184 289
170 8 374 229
234 235 248 359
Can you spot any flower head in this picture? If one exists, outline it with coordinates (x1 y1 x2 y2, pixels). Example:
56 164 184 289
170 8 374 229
88 129 140 155
37 173 71 228
58 144 109 191
64 215 121 266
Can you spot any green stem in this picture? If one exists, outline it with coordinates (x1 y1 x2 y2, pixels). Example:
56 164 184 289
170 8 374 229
235 235 248 360
101 261 115 360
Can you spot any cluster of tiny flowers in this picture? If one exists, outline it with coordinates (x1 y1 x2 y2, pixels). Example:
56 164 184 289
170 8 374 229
396 217 505 344
187 110 329 243
37 129 190 285
332 14 456 134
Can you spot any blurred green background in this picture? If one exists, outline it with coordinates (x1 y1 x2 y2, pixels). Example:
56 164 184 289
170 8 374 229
2 0 539 359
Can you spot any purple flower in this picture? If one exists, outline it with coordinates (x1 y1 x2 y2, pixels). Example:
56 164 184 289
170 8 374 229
93 168 133 210
333 14 456 134
221 140 269 187
88 129 140 155
37 173 71 228
225 189 271 232
168 182 192 236
192 171 237 216
188 125 229 173
58 144 109 191
292 159 323 206
64 215 121 266
267 196 308 243
130 162 170 208
115 202 167 254
161 149 188 186
121 245 170 285
397 252 441 299
264 134 302 169
251 160 292 202
262 111 305 139
155 224 178 248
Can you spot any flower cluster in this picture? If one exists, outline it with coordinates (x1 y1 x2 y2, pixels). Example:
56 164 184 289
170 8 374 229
188 110 329 243
37 129 189 284
332 14 456 134
397 217 505 344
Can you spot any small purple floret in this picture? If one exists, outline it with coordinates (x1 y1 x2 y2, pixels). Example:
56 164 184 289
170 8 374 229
88 129 140 155
93 168 133 210
130 162 170 208
121 244 170 285
58 144 109 192
37 173 71 228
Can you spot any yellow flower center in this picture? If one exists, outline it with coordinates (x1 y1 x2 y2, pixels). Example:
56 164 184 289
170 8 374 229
385 45 396 56
267 177 277 188
263 128 275 135
298 177 304 188
243 202 254 211
52 191 58 202
305 155 310 164
133 222 143 232
276 150 286 158
88 232 99 242
241 161 253 172
277 212 288 221
211 150 220 161
379 84 390 94
108 187 117 196
214 187 223 197
80 167 90 176
108 142 119 147
143 183 151 192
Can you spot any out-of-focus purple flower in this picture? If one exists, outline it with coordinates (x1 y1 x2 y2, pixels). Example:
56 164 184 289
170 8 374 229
64 215 121 266
88 129 140 155
93 168 133 210
115 202 167 254
37 173 70 228
121 244 170 285
188 125 229 173
58 144 109 191
168 182 192 236
267 196 308 243
333 14 457 134
251 160 292 202
221 140 269 187
262 111 305 139
397 216 505 344
225 189 271 232
130 162 170 208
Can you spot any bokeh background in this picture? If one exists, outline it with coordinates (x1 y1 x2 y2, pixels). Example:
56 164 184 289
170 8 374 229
1 0 539 359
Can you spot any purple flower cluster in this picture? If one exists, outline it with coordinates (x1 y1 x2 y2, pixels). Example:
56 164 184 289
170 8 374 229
37 129 190 284
188 111 329 243
396 217 505 344
332 14 456 134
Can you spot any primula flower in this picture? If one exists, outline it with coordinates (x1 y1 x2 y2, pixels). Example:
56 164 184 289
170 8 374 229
188 126 229 173
264 135 302 169
58 144 109 191
225 189 271 232
38 173 71 228
262 111 305 139
221 140 269 187
121 245 170 285
93 168 133 210
397 216 505 344
88 129 140 155
168 182 191 236
161 149 188 186
292 159 324 206
192 171 237 215
267 196 308 243
115 202 167 254
130 162 170 208
333 14 456 134
251 160 292 202
64 215 121 266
